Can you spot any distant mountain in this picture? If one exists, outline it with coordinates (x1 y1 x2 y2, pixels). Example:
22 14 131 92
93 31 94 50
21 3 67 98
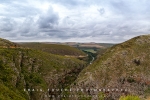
59 42 114 49
69 35 150 100
0 38 86 100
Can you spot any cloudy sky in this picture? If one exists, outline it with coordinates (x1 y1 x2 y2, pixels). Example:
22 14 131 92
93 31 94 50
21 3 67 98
0 0 150 43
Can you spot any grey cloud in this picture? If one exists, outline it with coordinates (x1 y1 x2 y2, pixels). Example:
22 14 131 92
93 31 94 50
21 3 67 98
109 0 150 18
110 0 130 14
98 8 105 15
50 0 89 7
38 7 59 29
4 4 39 18
0 0 17 4
19 17 35 34
40 29 64 33
0 0 150 43
47 30 76 39
0 18 16 32
41 28 92 39
0 0 41 20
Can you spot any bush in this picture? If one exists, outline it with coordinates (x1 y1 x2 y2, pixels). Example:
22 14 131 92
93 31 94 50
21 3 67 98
119 95 140 100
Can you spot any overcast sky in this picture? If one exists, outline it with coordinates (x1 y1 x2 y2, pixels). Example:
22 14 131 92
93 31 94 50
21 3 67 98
0 0 150 43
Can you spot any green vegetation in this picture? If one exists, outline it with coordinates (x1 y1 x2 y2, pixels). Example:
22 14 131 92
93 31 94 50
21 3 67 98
76 91 92 100
78 45 112 64
0 83 26 100
98 92 105 100
98 43 115 48
119 95 140 100
20 42 86 56
72 35 150 100
1 35 150 100
144 86 150 97
0 38 19 47
0 39 87 100
82 49 97 53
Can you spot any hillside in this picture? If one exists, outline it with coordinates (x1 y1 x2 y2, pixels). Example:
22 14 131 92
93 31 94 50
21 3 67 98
0 39 87 100
0 38 19 48
19 43 86 56
69 35 150 100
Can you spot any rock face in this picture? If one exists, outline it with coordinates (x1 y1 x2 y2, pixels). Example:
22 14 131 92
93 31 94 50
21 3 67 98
70 35 150 100
0 39 86 100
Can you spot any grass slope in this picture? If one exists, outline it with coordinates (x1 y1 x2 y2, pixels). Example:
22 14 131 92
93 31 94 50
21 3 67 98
0 39 86 100
0 38 19 47
71 35 150 100
19 43 86 56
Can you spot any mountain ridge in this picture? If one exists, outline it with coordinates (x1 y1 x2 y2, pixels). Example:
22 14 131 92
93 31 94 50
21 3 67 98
0 35 150 100
69 34 150 100
0 38 87 100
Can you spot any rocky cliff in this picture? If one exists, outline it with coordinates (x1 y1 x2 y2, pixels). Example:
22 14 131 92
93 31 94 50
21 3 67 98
0 39 86 100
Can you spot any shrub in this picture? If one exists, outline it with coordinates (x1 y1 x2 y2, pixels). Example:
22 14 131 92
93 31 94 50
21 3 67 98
119 95 140 100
